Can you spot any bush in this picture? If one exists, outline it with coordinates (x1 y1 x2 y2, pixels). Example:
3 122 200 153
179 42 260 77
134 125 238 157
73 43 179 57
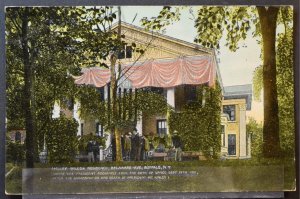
6 141 25 165
46 116 78 163
247 117 263 157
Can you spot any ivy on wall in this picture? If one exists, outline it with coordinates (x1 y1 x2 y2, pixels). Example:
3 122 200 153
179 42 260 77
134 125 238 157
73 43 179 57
77 82 222 158
169 83 222 158
78 86 168 134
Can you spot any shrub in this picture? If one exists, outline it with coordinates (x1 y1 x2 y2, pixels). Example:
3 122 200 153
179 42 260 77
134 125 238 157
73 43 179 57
46 116 78 163
6 141 25 165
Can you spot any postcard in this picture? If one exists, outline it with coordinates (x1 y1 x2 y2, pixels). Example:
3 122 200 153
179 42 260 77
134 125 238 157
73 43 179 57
4 5 296 195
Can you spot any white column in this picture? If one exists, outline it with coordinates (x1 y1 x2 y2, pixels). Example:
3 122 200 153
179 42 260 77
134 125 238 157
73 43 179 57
99 146 104 161
166 88 175 135
52 101 60 119
247 133 252 158
136 115 143 136
104 85 108 100
239 104 247 158
166 87 175 108
73 100 81 136
105 133 111 149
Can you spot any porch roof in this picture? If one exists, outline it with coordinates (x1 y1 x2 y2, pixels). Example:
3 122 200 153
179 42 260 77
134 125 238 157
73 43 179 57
73 55 216 89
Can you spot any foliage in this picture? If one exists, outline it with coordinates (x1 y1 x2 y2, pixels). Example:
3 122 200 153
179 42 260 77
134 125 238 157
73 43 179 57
6 141 25 165
149 133 173 149
276 29 294 157
141 6 181 32
141 6 294 158
78 86 168 133
252 20 294 157
246 117 263 157
45 116 78 163
252 66 263 101
5 6 128 166
77 86 107 122
169 83 222 158
135 90 168 116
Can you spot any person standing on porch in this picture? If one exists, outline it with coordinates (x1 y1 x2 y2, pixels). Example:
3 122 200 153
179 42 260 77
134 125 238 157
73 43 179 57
132 130 141 161
92 140 99 162
124 133 131 161
140 135 145 161
87 140 94 162
172 130 182 161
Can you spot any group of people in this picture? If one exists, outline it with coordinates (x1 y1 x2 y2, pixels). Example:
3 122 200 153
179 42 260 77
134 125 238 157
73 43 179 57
84 129 182 162
112 130 152 161
110 129 183 162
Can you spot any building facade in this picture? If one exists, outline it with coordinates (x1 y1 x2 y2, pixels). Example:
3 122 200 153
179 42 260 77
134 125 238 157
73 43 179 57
69 22 252 159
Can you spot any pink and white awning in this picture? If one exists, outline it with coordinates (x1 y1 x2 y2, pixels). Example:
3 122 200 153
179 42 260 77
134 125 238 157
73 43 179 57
73 67 111 88
73 55 216 88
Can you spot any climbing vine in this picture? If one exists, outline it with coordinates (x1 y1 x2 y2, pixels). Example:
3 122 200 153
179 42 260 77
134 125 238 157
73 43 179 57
169 82 222 158
77 86 168 134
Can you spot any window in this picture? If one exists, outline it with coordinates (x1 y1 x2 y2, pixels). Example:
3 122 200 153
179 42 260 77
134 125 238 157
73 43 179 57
228 134 236 155
221 125 225 147
223 105 235 121
98 87 104 101
184 85 197 102
62 98 74 110
126 46 132 58
15 131 21 142
157 119 167 136
118 45 132 59
96 122 103 137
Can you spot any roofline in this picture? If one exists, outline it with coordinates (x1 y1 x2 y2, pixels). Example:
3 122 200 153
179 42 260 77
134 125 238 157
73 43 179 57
111 21 214 54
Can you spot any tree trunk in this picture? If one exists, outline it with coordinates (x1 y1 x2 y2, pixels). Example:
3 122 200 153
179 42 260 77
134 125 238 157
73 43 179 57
257 7 281 157
110 53 122 161
21 7 35 168
115 128 122 161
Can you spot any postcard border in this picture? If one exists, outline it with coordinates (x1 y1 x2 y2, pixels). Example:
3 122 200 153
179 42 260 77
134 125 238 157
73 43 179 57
0 1 299 199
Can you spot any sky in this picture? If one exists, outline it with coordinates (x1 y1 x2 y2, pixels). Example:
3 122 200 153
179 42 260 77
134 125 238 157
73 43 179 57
120 6 262 87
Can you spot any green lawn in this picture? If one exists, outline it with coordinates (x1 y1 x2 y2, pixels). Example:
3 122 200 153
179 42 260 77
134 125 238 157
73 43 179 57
5 157 295 194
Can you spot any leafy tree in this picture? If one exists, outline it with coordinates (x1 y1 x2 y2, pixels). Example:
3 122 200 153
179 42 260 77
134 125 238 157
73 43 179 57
253 8 294 157
6 6 121 167
142 6 293 158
